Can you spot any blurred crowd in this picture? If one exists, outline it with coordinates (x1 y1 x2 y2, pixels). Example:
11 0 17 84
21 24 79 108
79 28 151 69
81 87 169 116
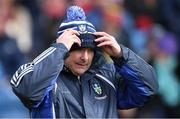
0 0 179 118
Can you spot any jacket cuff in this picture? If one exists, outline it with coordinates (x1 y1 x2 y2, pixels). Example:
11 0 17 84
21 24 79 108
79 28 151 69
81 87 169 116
111 45 128 67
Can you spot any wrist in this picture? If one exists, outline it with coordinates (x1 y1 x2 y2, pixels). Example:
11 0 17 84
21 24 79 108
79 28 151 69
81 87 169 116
112 45 123 58
110 46 125 66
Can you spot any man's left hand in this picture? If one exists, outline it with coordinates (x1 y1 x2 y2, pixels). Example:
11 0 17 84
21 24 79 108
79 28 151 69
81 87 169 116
94 32 122 58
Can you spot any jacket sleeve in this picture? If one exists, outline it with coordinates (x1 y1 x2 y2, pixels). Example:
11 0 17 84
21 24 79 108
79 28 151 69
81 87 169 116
10 43 68 108
112 45 159 109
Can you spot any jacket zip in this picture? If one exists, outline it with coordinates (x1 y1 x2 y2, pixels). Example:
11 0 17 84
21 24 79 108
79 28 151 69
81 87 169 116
77 76 81 85
77 76 86 118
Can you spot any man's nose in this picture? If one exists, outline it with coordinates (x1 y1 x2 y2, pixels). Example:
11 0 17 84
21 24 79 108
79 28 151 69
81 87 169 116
81 50 89 60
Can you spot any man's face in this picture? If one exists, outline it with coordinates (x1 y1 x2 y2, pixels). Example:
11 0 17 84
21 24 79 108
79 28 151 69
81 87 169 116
64 48 94 76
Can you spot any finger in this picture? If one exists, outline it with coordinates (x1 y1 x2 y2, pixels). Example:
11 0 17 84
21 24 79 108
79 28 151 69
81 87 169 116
93 32 111 37
72 34 81 42
97 41 113 47
65 29 80 36
71 29 80 36
95 36 111 42
72 34 81 46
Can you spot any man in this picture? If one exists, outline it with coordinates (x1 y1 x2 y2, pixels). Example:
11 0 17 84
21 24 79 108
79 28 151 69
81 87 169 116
11 6 158 118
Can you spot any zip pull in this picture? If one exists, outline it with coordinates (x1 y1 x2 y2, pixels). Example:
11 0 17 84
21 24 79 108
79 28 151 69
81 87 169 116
77 76 81 85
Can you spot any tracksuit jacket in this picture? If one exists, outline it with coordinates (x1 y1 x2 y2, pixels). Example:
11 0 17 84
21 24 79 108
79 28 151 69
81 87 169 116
11 43 158 118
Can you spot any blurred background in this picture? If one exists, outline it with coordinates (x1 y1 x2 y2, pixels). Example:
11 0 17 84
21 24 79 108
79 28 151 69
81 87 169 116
0 0 179 118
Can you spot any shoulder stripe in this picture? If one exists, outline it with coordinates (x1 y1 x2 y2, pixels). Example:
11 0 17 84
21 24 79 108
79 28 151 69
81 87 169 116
12 75 17 83
95 74 116 91
16 66 33 79
33 47 56 64
15 71 19 81
34 48 56 65
10 78 16 86
11 64 34 87
33 47 54 62
23 64 27 69
33 47 56 65
13 69 33 87
11 68 33 87
20 65 24 70
11 47 57 87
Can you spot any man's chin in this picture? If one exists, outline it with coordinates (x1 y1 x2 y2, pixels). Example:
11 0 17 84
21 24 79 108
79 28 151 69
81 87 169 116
72 70 86 76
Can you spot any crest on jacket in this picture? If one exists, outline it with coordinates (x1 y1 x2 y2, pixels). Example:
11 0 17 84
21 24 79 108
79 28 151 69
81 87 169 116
92 83 102 95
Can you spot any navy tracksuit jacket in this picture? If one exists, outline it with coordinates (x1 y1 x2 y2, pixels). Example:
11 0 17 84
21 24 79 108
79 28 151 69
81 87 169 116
11 43 158 118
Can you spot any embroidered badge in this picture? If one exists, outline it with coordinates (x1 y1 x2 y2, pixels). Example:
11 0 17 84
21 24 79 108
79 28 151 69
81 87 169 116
78 25 87 33
92 83 102 95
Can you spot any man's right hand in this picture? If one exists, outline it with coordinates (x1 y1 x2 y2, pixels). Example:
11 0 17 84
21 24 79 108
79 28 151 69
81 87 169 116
56 29 81 51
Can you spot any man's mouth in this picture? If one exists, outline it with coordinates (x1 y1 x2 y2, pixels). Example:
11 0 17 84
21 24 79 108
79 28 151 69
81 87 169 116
76 63 88 66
